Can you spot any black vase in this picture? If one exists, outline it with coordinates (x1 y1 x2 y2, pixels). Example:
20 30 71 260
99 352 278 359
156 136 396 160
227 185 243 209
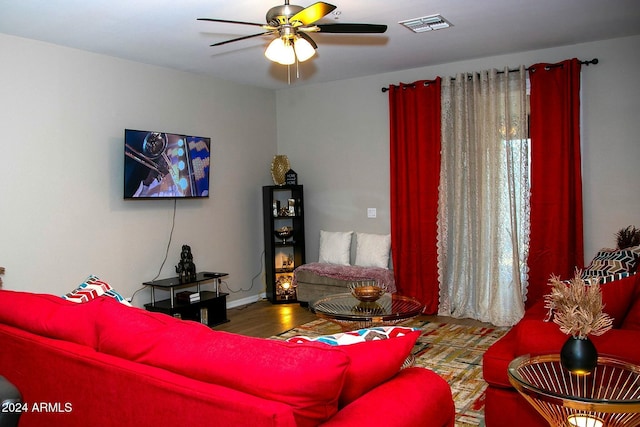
560 336 598 374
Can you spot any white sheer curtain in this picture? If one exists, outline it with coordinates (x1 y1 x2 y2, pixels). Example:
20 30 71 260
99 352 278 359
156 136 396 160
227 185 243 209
437 66 530 327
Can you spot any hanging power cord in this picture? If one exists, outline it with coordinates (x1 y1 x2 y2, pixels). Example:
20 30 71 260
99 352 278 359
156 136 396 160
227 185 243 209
222 249 264 295
250 249 266 294
220 249 267 310
130 199 177 303
150 199 177 282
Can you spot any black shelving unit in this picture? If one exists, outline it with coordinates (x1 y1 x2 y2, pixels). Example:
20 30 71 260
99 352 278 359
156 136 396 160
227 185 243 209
262 185 305 303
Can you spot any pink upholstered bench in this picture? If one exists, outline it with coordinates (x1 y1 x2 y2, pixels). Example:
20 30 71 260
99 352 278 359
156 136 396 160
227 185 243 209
294 263 396 305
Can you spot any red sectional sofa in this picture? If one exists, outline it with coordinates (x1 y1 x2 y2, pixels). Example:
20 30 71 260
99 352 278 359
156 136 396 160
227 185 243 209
482 273 640 427
0 289 455 427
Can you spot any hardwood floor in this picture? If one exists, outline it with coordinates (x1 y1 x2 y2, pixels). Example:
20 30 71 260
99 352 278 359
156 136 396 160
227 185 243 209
214 299 317 337
213 299 492 338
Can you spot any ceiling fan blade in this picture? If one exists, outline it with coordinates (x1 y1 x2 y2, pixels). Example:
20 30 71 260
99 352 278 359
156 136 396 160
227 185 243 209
316 23 387 33
297 31 317 49
290 2 336 26
198 18 267 28
210 32 272 47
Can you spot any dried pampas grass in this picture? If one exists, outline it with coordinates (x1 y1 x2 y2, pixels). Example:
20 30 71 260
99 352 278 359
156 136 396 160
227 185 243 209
616 225 640 249
544 272 613 339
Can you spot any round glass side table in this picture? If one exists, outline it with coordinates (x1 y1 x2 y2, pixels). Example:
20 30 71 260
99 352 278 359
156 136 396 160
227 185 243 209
508 354 640 427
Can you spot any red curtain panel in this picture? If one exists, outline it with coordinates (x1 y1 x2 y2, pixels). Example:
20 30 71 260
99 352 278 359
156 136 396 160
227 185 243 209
389 79 442 313
527 58 585 308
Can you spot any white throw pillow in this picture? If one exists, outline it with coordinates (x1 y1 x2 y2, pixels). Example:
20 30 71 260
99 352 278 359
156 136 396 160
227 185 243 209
318 230 353 265
354 233 391 268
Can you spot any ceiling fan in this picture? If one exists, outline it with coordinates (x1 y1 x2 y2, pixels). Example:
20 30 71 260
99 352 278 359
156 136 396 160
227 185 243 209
197 1 387 66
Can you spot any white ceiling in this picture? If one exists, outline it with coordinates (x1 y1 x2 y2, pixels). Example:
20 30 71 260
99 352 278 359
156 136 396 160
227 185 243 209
1 0 639 90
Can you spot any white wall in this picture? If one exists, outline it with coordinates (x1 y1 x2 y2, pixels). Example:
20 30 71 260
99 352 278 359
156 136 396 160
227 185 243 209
276 35 640 264
0 34 277 306
2 33 637 307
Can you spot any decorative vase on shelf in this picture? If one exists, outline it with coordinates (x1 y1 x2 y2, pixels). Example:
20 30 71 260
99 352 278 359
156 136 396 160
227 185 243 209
544 272 613 375
560 336 598 375
270 155 290 186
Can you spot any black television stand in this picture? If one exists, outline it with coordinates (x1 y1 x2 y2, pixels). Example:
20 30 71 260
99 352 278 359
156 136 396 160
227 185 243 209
143 271 229 326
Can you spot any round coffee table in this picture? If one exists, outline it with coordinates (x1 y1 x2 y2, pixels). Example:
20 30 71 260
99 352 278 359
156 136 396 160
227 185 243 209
508 354 640 427
311 293 424 331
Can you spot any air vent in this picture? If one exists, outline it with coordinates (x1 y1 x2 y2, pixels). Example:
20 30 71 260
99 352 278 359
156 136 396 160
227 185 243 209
399 14 452 33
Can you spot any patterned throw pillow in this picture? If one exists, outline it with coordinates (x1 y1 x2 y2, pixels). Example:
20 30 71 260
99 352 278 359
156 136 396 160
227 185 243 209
582 271 631 285
287 326 422 406
63 275 132 306
581 247 640 279
103 288 131 305
286 325 418 345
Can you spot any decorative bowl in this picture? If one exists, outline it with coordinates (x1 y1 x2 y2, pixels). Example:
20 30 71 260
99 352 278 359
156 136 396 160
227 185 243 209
274 226 293 243
349 281 386 302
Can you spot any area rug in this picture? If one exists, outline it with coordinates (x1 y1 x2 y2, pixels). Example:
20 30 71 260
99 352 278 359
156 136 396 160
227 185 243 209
274 318 509 427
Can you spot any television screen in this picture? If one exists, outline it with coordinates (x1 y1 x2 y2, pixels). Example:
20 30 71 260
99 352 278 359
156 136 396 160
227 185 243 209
124 129 211 199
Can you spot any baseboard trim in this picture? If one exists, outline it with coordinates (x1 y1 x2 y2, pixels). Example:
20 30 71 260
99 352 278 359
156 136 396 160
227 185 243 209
227 292 267 309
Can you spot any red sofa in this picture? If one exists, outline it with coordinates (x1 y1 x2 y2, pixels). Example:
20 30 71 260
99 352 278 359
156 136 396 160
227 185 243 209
0 289 455 427
482 273 640 427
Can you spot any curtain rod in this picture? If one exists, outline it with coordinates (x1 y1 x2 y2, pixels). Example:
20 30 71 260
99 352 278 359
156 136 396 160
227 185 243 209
381 58 599 92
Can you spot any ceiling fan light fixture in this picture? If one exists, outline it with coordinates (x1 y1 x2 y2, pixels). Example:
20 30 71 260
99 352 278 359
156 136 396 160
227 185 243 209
293 36 316 62
201 1 387 73
265 37 295 65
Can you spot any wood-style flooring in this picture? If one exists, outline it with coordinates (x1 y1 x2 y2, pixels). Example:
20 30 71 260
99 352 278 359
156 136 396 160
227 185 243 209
213 299 492 338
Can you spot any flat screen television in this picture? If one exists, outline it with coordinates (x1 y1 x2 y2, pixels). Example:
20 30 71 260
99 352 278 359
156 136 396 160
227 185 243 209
124 129 211 199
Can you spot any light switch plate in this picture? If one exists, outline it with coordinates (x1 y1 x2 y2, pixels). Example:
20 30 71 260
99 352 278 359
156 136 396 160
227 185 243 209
367 208 377 218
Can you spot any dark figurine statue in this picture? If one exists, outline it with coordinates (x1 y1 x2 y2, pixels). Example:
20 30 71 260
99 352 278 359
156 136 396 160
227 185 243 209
175 245 197 283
